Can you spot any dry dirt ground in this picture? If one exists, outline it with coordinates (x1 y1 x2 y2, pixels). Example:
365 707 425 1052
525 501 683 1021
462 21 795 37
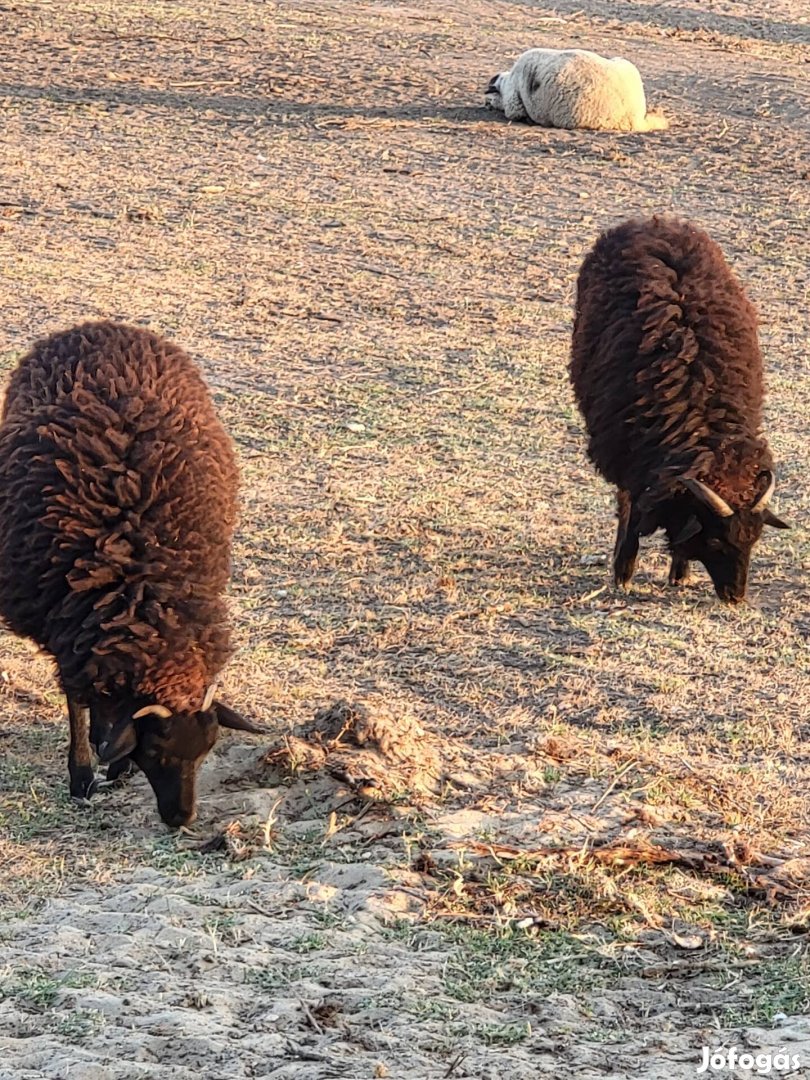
1 1 809 1077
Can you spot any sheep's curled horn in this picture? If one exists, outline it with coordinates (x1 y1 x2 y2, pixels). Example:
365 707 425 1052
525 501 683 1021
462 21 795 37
683 471 776 515
751 471 775 512
682 472 789 529
682 477 734 517
132 704 171 719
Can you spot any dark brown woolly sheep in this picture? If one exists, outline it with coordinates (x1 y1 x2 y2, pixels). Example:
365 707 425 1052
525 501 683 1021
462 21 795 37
0 321 263 826
569 215 789 602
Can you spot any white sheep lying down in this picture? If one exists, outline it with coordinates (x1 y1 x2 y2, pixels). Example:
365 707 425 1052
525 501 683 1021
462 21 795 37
485 48 668 132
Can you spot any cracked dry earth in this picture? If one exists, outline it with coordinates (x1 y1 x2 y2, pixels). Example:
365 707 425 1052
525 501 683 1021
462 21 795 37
1 705 809 1079
1 737 810 1080
0 865 807 1080
1 0 810 1077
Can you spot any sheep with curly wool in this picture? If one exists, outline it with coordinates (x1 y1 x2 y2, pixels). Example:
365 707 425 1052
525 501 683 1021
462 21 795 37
0 321 263 827
484 48 668 132
569 216 789 603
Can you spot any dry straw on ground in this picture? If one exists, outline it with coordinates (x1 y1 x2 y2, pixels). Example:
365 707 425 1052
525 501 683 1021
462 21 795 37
0 0 808 1076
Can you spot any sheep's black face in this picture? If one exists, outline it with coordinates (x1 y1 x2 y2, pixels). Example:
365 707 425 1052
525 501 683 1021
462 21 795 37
130 711 219 828
484 73 503 108
669 509 782 603
90 696 264 826
689 516 759 603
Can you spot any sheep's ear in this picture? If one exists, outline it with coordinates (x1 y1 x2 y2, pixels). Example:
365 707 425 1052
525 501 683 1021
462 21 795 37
672 515 702 546
214 702 267 735
97 717 137 764
762 509 790 529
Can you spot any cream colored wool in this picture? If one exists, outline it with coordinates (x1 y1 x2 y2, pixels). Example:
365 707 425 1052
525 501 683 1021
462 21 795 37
485 48 668 132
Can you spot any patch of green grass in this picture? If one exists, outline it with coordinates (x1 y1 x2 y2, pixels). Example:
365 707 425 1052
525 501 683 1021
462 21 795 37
716 950 810 1025
203 913 241 947
441 925 611 1003
379 919 418 944
0 758 39 792
406 1003 531 1047
311 908 349 930
291 931 328 954
583 1024 628 1044
277 826 369 875
1 969 96 1011
0 782 72 841
406 996 459 1022
474 1020 531 1047
53 1009 103 1040
146 836 217 876
246 963 310 992
279 847 329 878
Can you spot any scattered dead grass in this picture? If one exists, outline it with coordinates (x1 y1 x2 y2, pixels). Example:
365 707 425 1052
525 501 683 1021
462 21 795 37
0 0 808 1075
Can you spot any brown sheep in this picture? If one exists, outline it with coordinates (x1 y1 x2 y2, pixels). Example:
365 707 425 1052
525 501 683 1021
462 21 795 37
569 215 789 602
0 321 263 826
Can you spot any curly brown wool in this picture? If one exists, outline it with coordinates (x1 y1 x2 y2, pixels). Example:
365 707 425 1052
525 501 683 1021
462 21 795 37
0 321 258 827
0 321 238 712
569 216 788 602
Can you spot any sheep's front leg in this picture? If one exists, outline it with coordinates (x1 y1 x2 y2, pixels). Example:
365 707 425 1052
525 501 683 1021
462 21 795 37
613 489 640 589
67 697 98 803
668 554 691 586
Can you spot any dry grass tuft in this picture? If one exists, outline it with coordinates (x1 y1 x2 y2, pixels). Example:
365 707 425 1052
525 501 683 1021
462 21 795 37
264 697 444 799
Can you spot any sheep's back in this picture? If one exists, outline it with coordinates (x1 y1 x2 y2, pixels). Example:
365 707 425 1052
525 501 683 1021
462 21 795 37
518 50 648 130
570 216 765 499
0 322 238 691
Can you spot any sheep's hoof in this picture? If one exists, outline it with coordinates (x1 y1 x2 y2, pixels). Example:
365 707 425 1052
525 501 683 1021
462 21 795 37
71 771 125 805
69 766 99 801
668 556 691 586
106 758 136 785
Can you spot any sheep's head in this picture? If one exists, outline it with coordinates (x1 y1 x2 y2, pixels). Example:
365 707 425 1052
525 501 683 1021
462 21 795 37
90 691 265 827
484 72 505 110
666 472 789 603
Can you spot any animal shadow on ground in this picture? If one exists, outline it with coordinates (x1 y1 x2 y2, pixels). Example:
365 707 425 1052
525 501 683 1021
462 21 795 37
0 80 492 125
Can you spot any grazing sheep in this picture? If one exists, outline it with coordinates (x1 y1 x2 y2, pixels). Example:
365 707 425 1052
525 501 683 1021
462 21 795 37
0 321 263 826
569 216 789 602
484 48 668 132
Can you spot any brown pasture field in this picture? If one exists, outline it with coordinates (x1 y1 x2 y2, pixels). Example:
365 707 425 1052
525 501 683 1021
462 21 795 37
0 1 809 1076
